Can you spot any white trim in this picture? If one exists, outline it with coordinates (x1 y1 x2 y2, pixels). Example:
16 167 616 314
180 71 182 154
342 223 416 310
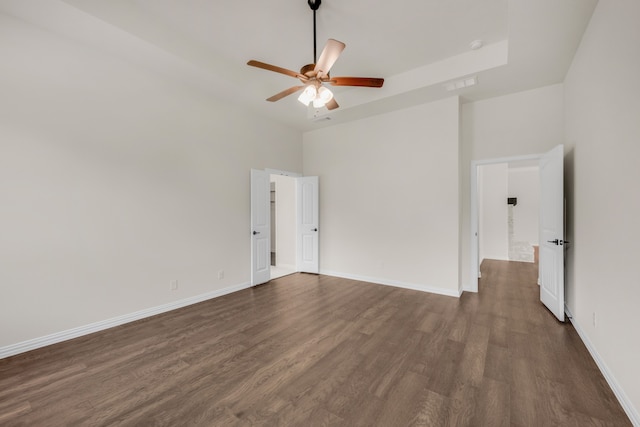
481 255 510 262
320 270 462 298
473 154 543 167
509 165 539 172
470 160 479 292
565 305 640 426
470 153 542 292
0 281 251 360
265 168 302 178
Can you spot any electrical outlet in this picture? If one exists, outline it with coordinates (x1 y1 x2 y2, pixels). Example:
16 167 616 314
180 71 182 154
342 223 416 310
593 312 596 327
170 280 178 291
218 270 224 280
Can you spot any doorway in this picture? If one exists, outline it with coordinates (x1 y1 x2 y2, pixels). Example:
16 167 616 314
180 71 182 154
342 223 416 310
477 160 540 267
470 154 541 293
250 169 320 286
470 147 566 321
270 174 297 279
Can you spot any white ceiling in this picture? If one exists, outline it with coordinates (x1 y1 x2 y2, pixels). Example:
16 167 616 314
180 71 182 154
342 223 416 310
1 0 597 131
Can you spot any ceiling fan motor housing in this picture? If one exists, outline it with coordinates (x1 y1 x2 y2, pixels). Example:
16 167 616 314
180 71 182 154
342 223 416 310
300 63 323 78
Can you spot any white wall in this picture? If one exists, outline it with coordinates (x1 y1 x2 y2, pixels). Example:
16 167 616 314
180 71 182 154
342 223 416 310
460 84 564 289
564 0 640 420
508 166 539 246
271 175 296 269
478 163 508 262
0 14 302 348
463 84 565 161
303 97 460 296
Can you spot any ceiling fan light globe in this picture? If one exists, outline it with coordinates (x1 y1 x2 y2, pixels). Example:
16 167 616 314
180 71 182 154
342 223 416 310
298 85 317 106
298 94 311 106
318 86 333 103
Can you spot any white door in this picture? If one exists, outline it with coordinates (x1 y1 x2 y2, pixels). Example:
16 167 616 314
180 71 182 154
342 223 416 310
539 145 565 321
296 176 319 273
251 169 270 286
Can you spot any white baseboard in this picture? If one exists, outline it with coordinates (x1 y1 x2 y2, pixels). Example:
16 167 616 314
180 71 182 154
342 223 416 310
0 281 251 360
320 270 462 298
565 304 640 426
481 256 510 262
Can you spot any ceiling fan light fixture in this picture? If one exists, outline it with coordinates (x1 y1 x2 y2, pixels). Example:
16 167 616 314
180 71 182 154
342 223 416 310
308 86 333 108
298 85 317 106
318 85 333 103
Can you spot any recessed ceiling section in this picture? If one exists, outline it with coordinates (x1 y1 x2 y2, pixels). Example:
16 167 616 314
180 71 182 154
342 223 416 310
311 40 508 122
49 0 511 127
0 0 597 131
58 0 509 79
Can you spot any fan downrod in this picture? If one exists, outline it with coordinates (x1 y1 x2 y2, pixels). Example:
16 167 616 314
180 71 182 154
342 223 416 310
307 0 322 63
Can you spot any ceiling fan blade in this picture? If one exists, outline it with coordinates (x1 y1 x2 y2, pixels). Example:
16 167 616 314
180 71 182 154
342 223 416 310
329 77 384 88
247 60 308 80
314 39 346 79
266 86 305 102
326 98 339 111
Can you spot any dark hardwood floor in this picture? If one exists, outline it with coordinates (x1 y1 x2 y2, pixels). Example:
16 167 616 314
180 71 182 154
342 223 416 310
0 260 631 426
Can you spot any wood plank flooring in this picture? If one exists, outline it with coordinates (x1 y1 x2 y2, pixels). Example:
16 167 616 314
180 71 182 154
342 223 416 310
0 260 632 426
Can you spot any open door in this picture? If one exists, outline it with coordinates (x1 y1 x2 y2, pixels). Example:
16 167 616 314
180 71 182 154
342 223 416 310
296 176 319 273
251 169 270 286
539 145 565 321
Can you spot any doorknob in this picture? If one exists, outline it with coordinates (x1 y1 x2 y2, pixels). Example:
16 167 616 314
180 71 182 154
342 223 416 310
547 239 563 245
253 231 260 235
312 228 318 232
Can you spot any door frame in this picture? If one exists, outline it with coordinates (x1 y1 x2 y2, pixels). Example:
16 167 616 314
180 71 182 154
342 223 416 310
265 169 302 178
468 153 541 293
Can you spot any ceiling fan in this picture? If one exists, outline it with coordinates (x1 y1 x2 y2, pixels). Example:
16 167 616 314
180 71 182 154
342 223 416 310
247 0 384 111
